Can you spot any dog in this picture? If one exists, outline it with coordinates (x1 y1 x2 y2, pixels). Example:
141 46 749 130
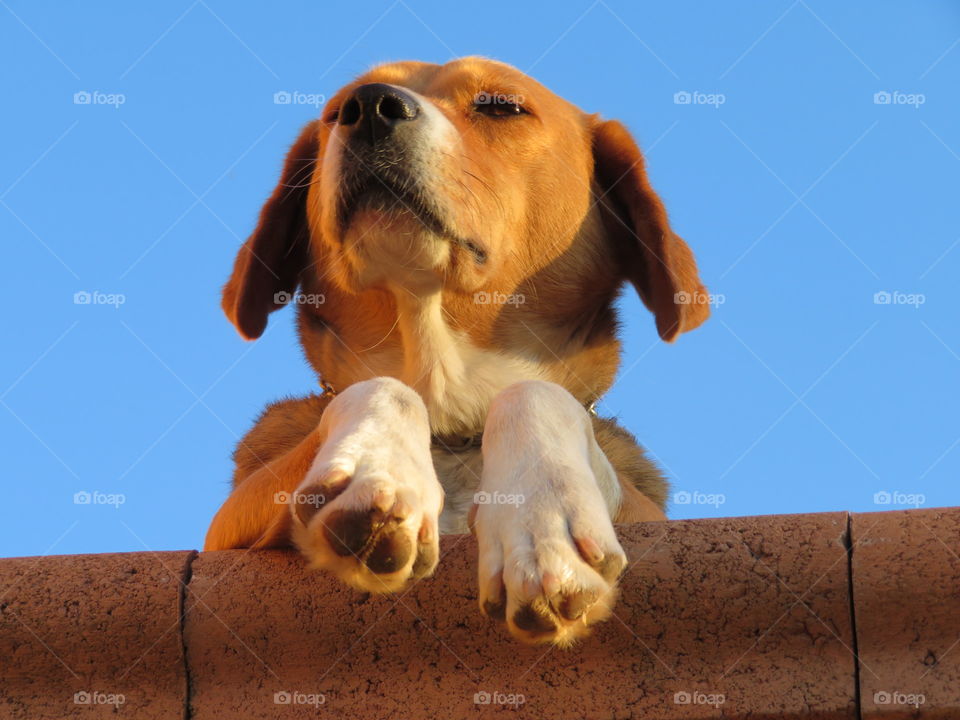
205 57 709 646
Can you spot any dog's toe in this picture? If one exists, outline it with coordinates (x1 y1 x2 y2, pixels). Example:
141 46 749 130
478 525 623 646
512 603 559 637
555 587 600 621
322 507 380 558
364 526 414 574
292 468 441 593
572 534 626 583
411 522 439 578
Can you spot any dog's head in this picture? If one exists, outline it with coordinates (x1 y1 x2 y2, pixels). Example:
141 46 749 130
223 57 709 343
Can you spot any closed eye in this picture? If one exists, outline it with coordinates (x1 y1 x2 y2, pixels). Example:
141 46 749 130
473 91 530 118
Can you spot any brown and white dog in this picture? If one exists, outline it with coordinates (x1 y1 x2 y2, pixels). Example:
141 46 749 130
205 57 709 646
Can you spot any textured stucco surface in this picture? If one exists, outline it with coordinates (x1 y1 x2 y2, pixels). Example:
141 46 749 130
185 513 855 719
853 508 960 719
0 509 956 719
0 550 193 719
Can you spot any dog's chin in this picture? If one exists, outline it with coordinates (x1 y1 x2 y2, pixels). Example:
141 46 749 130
342 208 451 291
336 201 491 296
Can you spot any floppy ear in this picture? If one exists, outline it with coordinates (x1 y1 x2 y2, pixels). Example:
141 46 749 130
222 121 319 340
592 119 709 342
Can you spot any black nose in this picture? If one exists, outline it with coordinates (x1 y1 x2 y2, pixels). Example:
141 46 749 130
338 83 420 143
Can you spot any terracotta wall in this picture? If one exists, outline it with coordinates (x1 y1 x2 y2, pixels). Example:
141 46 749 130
0 508 957 719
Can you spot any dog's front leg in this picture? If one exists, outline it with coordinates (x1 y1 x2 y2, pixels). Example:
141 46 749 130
472 381 631 646
290 377 443 593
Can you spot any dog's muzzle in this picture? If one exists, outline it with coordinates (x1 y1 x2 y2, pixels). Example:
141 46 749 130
331 83 489 265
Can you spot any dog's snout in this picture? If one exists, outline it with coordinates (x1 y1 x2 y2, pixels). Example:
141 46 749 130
338 83 420 143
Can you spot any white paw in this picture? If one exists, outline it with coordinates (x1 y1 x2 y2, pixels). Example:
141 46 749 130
473 479 626 646
290 377 443 593
474 380 628 646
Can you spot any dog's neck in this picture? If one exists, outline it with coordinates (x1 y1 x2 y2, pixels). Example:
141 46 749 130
389 288 543 435
394 290 463 398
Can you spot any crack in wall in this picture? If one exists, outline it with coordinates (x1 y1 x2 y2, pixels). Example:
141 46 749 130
178 550 198 720
845 513 863 720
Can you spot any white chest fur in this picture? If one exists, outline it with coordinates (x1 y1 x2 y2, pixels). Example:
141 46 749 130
393 291 545 435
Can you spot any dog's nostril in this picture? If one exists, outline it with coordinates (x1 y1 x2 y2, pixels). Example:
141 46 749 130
341 84 421 144
338 97 361 126
378 93 417 121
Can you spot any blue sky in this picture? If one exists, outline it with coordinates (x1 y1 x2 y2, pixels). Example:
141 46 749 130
1 1 958 557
